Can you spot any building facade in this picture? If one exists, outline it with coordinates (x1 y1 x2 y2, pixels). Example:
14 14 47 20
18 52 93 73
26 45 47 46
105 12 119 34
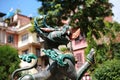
0 13 44 66
0 12 7 45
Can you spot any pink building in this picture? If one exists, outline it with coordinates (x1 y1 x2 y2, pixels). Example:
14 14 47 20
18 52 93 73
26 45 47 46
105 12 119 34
70 28 87 70
71 28 92 80
72 36 87 70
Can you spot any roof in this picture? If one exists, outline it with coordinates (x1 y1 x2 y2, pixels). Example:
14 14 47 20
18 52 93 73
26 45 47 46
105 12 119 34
16 13 31 19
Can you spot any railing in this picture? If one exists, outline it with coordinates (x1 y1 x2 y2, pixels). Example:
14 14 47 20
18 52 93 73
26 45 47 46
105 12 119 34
0 22 7 27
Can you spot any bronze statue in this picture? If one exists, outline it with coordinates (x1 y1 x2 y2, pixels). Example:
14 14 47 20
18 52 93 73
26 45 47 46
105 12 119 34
11 15 95 80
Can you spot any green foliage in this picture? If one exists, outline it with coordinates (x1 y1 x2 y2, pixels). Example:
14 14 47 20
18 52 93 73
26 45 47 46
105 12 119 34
37 0 113 34
111 43 120 59
113 22 120 32
92 59 120 80
95 44 110 63
29 18 36 32
59 47 68 52
0 45 20 80
90 42 120 79
85 0 95 7
85 30 97 55
58 45 69 53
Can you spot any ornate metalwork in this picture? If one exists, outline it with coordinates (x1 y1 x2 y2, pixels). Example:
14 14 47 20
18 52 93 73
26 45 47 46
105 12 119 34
11 15 95 80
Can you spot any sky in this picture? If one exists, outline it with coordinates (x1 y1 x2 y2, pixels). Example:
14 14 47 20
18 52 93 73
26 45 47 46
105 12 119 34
0 0 41 17
109 0 120 23
0 0 120 23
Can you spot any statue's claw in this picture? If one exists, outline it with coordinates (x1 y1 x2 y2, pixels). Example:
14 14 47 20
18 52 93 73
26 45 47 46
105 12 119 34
86 48 95 64
43 49 75 67
19 53 37 63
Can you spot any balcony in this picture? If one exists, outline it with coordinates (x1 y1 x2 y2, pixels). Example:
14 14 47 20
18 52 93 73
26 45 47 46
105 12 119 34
0 22 7 27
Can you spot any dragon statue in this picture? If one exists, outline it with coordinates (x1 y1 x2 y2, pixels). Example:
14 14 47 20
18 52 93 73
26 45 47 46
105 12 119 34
11 15 95 80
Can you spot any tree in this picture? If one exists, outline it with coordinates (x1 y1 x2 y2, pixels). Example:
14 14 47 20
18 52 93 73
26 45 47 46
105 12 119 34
36 0 114 50
92 59 120 80
111 43 120 59
35 0 116 57
0 45 20 80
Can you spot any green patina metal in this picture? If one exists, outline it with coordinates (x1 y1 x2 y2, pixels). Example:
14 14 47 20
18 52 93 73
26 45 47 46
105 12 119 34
12 14 95 80
34 16 71 45
86 48 95 64
43 49 75 67
19 53 37 63
19 50 75 67
47 25 70 44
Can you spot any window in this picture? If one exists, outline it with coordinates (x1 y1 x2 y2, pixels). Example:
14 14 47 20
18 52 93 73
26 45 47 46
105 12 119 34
76 53 83 68
75 34 85 44
36 48 40 57
22 49 29 54
75 36 80 44
21 33 28 42
7 34 14 43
